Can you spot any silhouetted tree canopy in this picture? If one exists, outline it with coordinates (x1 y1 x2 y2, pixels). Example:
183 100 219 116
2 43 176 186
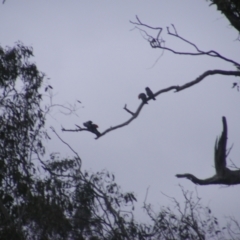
208 0 240 33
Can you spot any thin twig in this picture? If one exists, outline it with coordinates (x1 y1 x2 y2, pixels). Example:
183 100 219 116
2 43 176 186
50 126 82 168
123 104 134 116
132 17 240 68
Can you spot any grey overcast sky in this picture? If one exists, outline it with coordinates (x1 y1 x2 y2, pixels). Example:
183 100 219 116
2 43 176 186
1 1 240 223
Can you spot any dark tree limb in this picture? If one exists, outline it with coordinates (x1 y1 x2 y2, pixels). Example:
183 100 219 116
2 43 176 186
176 117 240 186
62 69 240 139
176 70 240 92
130 15 163 39
62 125 92 134
98 86 178 138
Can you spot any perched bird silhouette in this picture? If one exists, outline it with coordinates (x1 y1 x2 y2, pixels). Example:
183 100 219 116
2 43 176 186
138 93 148 104
145 87 156 100
176 116 240 185
83 121 101 137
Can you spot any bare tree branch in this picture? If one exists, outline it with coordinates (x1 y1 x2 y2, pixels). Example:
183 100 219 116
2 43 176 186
98 86 177 138
130 15 163 39
123 104 134 116
176 70 240 92
131 16 240 68
62 17 240 139
62 125 87 133
63 69 239 139
176 117 240 185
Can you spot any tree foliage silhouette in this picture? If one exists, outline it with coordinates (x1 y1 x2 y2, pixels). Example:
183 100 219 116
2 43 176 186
1 42 240 239
208 0 240 34
1 1 240 239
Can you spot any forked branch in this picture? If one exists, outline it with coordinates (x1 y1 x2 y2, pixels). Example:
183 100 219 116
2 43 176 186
131 16 240 68
63 17 240 139
63 69 240 139
176 117 240 185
